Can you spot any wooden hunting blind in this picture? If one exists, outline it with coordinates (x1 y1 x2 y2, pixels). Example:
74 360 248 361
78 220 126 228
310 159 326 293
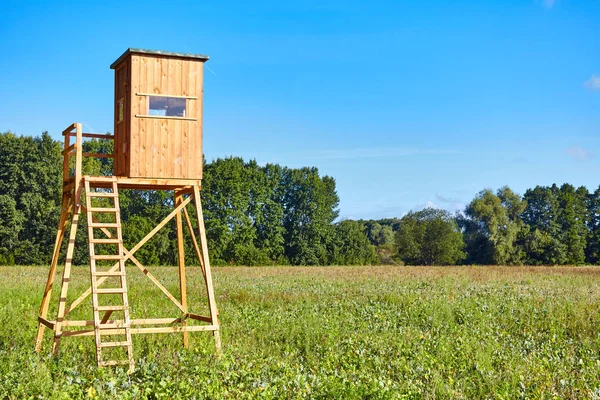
35 49 220 373
111 48 208 179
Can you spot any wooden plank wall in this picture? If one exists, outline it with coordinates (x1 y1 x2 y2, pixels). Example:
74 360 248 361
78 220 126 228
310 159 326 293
114 61 130 176
127 55 204 180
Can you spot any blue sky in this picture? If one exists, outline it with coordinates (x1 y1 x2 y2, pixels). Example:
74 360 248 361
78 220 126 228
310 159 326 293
1 0 599 219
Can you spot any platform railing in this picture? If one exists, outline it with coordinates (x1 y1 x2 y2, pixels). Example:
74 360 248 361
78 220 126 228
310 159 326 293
61 123 115 193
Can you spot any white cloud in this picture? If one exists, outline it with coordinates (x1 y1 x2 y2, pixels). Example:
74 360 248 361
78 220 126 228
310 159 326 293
566 146 593 161
424 200 437 209
435 194 466 211
584 75 600 91
543 0 555 8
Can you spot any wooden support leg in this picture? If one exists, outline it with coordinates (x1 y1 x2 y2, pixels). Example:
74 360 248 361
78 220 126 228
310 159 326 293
192 186 221 355
52 206 80 356
35 192 71 353
174 190 189 348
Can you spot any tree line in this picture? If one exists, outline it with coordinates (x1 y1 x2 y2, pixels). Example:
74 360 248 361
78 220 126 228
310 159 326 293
0 131 375 266
0 131 598 266
360 184 600 266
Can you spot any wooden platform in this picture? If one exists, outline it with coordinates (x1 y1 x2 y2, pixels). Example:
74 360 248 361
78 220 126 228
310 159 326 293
63 176 201 191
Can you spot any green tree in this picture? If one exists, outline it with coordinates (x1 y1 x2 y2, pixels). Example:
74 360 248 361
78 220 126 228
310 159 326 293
587 186 600 264
556 184 588 265
395 208 465 265
281 167 339 265
329 220 377 265
522 185 567 264
463 187 527 265
0 132 63 264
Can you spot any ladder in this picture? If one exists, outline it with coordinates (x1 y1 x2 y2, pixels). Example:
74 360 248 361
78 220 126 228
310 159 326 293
84 176 134 373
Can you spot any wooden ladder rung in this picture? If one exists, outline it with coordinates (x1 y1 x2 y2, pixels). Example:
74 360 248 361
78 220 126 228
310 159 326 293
92 271 125 276
90 238 121 244
95 288 127 294
98 360 131 367
93 254 123 260
96 305 128 312
89 222 120 228
98 341 131 349
88 207 119 213
98 322 126 329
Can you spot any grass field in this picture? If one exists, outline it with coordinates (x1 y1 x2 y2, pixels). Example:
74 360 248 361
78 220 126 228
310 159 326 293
2 265 600 399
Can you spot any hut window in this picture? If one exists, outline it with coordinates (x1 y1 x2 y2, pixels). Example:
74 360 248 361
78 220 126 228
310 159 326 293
149 96 186 117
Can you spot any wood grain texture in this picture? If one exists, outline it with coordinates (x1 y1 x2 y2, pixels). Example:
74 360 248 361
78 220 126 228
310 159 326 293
112 52 205 179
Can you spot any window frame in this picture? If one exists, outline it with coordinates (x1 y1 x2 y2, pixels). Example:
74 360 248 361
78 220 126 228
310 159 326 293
134 93 198 121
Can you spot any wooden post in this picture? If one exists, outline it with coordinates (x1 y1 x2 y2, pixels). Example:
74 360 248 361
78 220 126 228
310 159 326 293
35 192 71 353
174 190 189 348
192 185 221 354
74 123 83 207
52 204 81 356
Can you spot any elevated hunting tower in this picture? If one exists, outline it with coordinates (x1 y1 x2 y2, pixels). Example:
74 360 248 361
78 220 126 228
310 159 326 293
35 49 220 373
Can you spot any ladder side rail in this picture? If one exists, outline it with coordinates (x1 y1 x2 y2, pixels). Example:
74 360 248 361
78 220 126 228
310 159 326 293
85 179 103 365
112 180 135 373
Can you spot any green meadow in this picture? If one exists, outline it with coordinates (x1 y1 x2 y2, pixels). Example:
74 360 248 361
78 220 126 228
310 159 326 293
2 265 600 399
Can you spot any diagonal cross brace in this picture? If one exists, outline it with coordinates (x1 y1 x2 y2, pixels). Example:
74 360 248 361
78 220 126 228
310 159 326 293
65 196 192 316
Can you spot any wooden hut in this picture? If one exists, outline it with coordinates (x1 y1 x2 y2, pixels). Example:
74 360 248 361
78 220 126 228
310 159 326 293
110 48 208 180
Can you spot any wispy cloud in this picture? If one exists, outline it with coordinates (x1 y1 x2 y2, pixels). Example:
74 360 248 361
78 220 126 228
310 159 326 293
584 75 600 91
435 194 466 211
543 0 556 8
566 145 593 161
435 194 460 204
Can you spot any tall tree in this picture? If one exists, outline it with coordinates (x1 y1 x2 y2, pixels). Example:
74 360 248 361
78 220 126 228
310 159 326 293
282 167 339 265
463 187 527 265
522 185 567 265
0 132 62 264
556 184 588 265
396 208 465 265
329 220 377 265
587 186 600 264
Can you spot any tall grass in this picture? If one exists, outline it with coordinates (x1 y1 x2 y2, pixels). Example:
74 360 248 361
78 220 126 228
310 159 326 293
1 265 600 399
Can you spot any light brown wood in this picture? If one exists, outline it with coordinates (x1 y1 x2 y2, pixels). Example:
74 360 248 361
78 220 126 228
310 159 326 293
135 92 198 99
62 127 71 182
62 123 77 135
52 203 81 356
39 48 220 372
35 192 71 352
134 114 197 121
175 191 189 347
63 317 186 327
74 124 83 207
67 202 187 315
112 51 206 180
62 325 218 337
193 186 221 354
